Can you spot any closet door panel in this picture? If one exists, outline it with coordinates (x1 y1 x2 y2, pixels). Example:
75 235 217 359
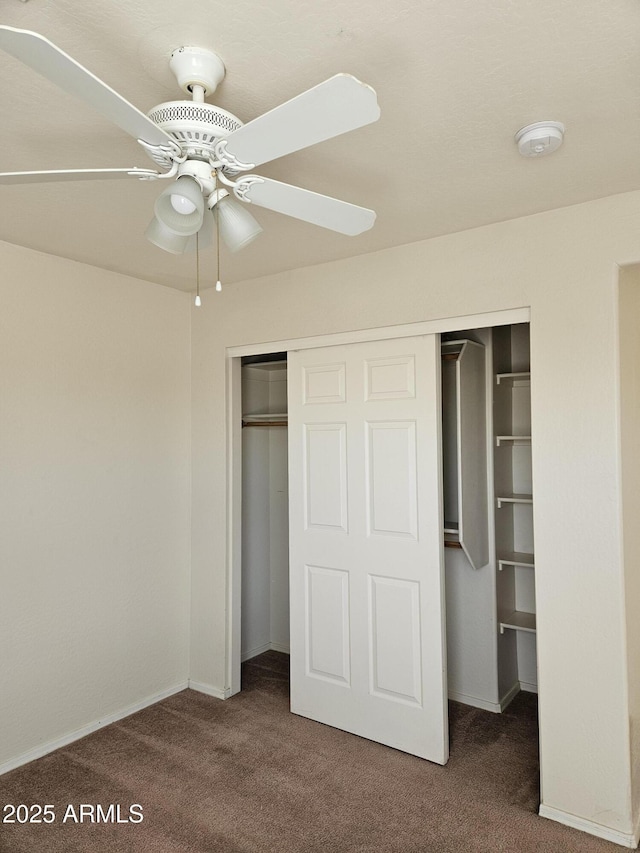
305 564 351 685
303 362 346 404
366 421 418 539
368 575 422 705
364 355 416 400
288 335 448 764
303 422 348 532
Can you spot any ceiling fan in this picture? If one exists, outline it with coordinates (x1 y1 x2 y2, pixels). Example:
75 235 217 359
0 25 380 262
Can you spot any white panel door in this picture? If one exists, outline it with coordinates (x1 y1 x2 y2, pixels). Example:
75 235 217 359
288 335 448 763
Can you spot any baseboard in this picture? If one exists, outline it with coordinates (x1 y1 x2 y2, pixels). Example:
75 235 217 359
241 642 271 663
519 680 538 694
194 643 290 700
498 681 521 711
448 689 502 713
241 642 290 663
0 681 189 777
188 680 232 700
539 804 639 848
448 680 525 714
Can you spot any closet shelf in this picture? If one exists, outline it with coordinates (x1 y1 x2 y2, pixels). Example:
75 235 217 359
499 610 536 634
498 551 534 570
496 372 531 386
495 435 531 446
496 493 533 508
242 412 288 427
443 521 462 548
441 341 465 360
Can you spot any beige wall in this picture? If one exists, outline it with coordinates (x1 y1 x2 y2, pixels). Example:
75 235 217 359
0 242 192 769
2 188 639 841
191 190 640 841
618 264 640 828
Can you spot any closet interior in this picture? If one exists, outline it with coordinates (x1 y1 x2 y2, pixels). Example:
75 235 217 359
442 322 536 712
239 322 536 714
240 355 290 663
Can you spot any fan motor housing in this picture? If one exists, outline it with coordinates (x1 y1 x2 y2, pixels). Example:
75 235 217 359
146 101 243 165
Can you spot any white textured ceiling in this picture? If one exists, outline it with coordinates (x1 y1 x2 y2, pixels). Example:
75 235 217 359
2 0 640 291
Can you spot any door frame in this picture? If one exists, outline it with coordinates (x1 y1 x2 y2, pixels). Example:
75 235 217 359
225 306 530 695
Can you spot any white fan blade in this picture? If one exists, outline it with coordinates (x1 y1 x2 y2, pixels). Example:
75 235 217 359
0 168 161 185
0 26 173 148
219 74 380 169
235 176 375 236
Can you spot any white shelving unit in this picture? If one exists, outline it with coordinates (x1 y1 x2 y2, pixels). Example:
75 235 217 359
442 324 539 712
493 325 537 698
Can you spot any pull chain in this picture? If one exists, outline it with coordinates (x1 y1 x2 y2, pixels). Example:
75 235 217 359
216 188 222 292
194 230 202 307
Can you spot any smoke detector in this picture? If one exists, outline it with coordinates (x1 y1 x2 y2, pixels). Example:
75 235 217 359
515 121 565 157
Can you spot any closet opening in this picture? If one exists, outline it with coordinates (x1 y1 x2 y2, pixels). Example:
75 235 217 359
441 322 538 782
230 314 538 798
239 353 290 692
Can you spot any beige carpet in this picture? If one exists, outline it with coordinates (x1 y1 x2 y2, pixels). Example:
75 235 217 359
0 652 621 852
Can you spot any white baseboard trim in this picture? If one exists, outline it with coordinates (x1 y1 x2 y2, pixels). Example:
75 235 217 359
188 680 232 700
458 680 534 715
241 642 290 663
499 681 521 711
448 689 502 713
204 643 290 699
0 681 189 777
539 804 639 848
241 642 271 663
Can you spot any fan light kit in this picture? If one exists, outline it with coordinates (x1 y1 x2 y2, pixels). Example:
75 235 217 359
0 28 381 304
515 121 565 157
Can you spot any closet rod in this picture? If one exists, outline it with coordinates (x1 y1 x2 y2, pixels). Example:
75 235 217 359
242 421 288 428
